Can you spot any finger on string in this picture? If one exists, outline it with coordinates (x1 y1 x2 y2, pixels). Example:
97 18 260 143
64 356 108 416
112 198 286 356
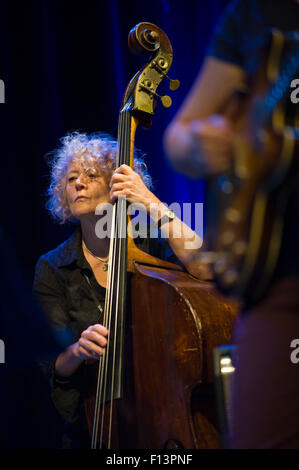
93 324 109 336
111 182 127 192
87 331 108 348
110 173 128 187
115 164 132 174
110 190 128 201
85 340 105 358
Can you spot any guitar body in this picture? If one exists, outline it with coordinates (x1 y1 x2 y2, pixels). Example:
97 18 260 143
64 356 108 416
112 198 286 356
209 30 299 304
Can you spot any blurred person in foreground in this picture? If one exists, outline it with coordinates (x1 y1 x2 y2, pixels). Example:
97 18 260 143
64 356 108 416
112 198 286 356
164 0 299 449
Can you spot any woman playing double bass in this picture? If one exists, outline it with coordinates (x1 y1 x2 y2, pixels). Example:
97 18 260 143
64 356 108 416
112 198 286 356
33 131 210 448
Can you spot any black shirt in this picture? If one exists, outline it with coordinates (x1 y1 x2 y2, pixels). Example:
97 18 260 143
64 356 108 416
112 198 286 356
33 226 179 447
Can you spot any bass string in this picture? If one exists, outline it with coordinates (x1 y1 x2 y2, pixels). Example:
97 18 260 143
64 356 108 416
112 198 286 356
90 203 117 448
98 112 126 448
91 188 120 448
91 109 131 449
92 203 118 448
102 112 126 447
107 201 125 447
106 108 131 447
100 206 120 448
91 111 124 448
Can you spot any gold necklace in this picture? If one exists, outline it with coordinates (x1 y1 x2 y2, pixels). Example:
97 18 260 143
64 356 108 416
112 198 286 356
82 240 109 271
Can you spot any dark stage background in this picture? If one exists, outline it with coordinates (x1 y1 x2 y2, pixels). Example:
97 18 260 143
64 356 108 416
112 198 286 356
0 0 229 448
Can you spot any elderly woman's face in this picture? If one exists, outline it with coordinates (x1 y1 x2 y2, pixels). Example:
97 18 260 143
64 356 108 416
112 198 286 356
66 159 111 220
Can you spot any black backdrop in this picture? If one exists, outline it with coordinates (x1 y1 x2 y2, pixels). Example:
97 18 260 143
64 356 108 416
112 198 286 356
0 0 229 448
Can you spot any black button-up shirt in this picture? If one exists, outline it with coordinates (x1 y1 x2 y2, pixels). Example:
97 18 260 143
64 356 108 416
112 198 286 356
33 226 179 446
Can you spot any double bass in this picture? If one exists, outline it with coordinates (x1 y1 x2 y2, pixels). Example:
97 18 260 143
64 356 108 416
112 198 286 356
84 22 238 449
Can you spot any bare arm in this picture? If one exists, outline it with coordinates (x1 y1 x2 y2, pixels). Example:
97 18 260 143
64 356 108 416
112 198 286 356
163 57 246 177
148 197 212 279
110 165 212 279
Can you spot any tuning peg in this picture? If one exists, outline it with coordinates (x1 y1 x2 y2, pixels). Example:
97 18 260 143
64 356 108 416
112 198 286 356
160 94 172 107
152 59 180 91
152 89 172 108
140 82 172 107
165 76 180 91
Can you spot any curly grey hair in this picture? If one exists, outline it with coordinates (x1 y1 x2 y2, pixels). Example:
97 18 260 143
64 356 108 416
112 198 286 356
46 131 153 223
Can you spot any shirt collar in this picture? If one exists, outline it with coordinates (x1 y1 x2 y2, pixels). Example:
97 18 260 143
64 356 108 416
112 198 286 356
55 226 90 271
